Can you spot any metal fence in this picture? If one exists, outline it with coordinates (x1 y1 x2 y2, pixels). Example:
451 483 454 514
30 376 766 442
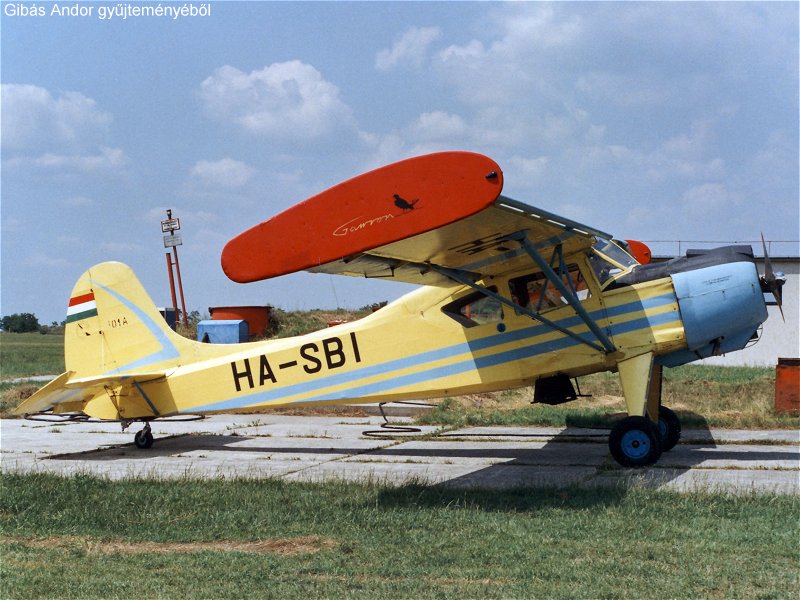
641 240 799 258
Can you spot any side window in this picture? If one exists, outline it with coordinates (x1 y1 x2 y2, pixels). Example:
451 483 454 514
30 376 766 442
442 287 504 327
570 267 592 301
509 264 591 313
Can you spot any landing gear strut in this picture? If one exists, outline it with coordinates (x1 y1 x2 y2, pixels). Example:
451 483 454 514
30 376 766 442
134 423 154 449
612 355 685 467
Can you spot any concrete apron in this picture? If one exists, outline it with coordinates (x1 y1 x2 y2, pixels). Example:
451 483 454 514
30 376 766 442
1 414 798 495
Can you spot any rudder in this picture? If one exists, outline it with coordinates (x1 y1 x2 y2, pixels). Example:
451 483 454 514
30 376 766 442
64 262 194 379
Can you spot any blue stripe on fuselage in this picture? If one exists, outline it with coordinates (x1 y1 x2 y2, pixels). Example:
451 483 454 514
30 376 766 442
94 281 181 374
291 309 681 405
181 292 679 413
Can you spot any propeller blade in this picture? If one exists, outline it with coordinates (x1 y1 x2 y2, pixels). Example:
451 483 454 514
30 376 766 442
760 233 785 322
761 233 775 281
774 285 785 322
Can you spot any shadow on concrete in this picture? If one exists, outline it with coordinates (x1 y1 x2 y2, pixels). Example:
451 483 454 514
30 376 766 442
422 411 721 492
59 435 795 466
50 434 269 461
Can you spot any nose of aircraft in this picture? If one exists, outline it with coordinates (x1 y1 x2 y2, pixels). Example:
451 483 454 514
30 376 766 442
671 260 768 360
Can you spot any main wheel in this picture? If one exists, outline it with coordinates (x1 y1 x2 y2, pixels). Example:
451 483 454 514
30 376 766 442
657 406 681 452
134 429 154 449
609 416 662 467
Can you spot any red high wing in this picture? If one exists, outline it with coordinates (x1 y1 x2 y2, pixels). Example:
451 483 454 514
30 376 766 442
221 152 503 283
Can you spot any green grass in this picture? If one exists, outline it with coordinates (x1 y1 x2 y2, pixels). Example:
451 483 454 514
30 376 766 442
1 473 797 598
268 307 372 339
0 332 65 379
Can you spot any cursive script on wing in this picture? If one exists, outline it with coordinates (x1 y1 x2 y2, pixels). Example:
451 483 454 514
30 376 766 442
333 213 395 237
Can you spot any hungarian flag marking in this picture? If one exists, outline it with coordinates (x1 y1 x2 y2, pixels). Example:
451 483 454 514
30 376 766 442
66 291 98 323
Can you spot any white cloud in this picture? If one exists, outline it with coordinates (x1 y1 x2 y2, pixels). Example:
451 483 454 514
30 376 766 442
405 111 467 141
434 5 584 108
507 155 549 181
39 147 126 171
681 183 740 218
1 84 112 152
4 147 128 173
190 158 255 187
200 61 355 139
661 120 716 159
1 84 126 175
24 252 72 269
439 39 485 63
375 26 442 70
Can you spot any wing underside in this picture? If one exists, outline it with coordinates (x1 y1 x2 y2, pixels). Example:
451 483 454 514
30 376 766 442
309 196 611 285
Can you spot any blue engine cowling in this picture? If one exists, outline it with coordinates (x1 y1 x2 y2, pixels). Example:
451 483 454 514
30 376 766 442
659 260 767 367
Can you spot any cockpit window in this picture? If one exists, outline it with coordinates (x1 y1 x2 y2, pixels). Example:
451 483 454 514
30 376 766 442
594 238 638 268
442 287 504 328
589 238 638 285
509 264 591 314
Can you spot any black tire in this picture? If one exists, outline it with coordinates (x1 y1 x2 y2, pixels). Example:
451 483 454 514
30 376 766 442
657 406 681 452
134 429 154 449
609 416 662 467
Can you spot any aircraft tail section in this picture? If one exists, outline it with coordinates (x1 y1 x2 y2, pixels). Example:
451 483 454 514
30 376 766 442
63 261 195 379
16 262 226 418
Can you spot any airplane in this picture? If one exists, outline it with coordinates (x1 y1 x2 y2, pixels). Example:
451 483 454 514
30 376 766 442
14 151 785 467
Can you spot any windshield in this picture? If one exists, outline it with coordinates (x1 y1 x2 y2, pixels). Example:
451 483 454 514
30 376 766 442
589 238 638 285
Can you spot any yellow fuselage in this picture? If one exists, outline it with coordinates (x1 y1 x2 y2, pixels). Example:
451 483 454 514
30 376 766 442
82 267 685 421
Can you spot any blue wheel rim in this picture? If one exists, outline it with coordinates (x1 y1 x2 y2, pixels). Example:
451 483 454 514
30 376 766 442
621 429 651 460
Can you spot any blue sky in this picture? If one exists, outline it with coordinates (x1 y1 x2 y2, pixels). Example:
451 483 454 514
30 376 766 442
2 1 798 325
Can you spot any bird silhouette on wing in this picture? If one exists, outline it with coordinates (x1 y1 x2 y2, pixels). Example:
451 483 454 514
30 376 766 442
393 194 419 211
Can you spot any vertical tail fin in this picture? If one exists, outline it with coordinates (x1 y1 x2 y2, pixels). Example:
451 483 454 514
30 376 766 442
65 262 195 378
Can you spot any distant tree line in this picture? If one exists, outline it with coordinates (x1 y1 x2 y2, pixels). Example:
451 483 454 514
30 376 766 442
1 313 64 334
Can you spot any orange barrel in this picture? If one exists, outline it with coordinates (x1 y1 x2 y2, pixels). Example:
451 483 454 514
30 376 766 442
775 358 800 415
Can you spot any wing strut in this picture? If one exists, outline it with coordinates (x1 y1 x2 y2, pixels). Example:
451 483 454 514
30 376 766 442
133 381 161 416
511 232 616 354
429 264 608 353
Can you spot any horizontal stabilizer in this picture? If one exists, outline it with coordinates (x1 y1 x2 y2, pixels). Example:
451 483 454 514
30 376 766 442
13 370 170 419
13 372 92 416
66 371 169 388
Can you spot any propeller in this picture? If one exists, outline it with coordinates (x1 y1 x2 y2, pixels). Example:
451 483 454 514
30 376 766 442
760 233 786 322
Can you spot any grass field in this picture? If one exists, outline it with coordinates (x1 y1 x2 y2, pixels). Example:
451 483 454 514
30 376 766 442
0 333 64 379
1 473 798 599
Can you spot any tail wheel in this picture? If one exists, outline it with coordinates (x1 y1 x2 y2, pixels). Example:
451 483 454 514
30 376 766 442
657 406 681 452
609 416 662 467
134 427 154 449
